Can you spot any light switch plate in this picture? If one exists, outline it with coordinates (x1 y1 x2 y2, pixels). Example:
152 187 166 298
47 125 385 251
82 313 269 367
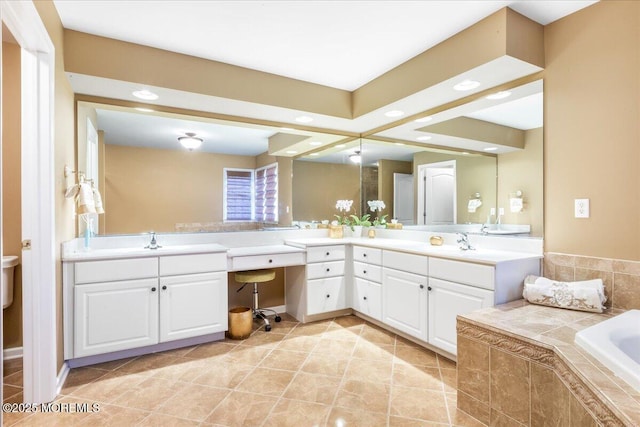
575 199 590 218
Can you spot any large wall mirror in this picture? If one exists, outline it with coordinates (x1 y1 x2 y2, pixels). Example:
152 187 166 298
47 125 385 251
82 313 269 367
76 79 542 237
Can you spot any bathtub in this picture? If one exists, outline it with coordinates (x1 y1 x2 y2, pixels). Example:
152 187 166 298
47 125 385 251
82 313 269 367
575 309 640 392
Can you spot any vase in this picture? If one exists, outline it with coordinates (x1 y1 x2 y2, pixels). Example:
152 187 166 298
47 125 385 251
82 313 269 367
352 225 363 237
368 228 376 238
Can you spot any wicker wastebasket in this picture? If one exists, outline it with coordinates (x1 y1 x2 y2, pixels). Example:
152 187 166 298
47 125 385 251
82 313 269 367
228 306 253 339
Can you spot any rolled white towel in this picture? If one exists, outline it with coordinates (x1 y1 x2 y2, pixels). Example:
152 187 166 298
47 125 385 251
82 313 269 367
76 182 96 215
523 275 606 313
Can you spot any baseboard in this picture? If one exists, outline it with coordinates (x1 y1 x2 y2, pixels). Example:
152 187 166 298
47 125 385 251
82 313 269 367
56 362 70 395
268 304 287 314
3 346 23 360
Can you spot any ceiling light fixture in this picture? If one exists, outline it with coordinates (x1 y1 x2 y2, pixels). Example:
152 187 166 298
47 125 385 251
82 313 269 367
453 79 480 91
177 132 203 150
414 116 432 123
309 141 322 146
132 89 159 100
336 144 346 148
286 150 298 154
484 147 498 152
384 110 405 118
134 107 154 113
394 142 405 146
310 153 319 156
349 151 362 164
416 136 432 141
280 127 294 131
486 91 512 100
295 116 313 123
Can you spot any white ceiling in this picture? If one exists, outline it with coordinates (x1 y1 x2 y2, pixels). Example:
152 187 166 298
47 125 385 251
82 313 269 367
53 0 596 91
58 1 595 158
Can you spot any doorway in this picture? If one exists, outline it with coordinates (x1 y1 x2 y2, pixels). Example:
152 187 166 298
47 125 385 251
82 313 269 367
417 161 456 225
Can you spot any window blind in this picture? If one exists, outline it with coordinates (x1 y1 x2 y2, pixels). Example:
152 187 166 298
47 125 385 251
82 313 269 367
255 163 278 223
224 169 253 221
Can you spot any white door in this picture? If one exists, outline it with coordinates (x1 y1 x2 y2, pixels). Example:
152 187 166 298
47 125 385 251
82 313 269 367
74 278 159 358
306 276 346 315
428 278 494 354
353 277 382 321
382 268 428 340
160 272 228 342
418 161 456 225
393 173 414 224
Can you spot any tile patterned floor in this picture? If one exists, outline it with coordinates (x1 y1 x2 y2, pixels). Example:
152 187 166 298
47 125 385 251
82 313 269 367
3 315 483 426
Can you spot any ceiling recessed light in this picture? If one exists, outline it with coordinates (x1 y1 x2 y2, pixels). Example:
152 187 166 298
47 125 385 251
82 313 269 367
414 116 432 123
394 142 405 146
132 89 159 100
310 153 319 156
453 79 480 91
462 152 470 155
486 91 512 100
484 147 498 151
416 136 432 141
309 141 322 146
336 144 346 148
280 127 294 131
286 150 298 154
295 116 313 123
384 110 405 118
134 107 154 113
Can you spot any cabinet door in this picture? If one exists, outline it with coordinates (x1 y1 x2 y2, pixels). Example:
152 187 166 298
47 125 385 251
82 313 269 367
306 276 346 315
382 268 428 340
159 272 228 342
74 278 159 358
428 278 494 354
353 277 382 321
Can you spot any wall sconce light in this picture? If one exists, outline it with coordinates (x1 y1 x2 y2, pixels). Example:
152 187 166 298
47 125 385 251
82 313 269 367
178 132 203 150
349 151 361 164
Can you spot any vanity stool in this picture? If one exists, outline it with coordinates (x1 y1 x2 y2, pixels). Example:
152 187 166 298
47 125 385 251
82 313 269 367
235 269 282 332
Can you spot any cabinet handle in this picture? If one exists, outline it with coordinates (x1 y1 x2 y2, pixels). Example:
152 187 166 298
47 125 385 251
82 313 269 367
151 287 157 292
326 252 330 256
326 268 330 272
428 286 432 291
419 284 424 289
162 285 167 290
363 253 367 257
268 259 273 263
363 270 367 274
363 296 367 300
326 294 331 298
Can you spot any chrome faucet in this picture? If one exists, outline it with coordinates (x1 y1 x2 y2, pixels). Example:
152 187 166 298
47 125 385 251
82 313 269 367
481 224 490 235
456 232 475 251
145 232 161 250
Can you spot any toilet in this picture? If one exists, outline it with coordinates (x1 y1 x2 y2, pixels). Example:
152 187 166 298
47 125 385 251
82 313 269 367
2 255 19 309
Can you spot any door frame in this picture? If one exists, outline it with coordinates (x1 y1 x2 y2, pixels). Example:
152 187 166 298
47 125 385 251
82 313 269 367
417 160 457 225
1 0 57 403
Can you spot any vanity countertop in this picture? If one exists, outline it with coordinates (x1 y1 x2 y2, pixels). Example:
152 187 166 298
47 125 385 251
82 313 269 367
226 244 306 257
62 243 228 261
285 237 542 266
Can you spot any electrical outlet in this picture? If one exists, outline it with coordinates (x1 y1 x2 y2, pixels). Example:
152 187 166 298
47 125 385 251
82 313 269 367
498 207 505 216
575 199 590 218
490 207 496 216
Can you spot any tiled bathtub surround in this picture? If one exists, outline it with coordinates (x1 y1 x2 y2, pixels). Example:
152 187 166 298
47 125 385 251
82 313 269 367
457 300 640 426
544 252 640 310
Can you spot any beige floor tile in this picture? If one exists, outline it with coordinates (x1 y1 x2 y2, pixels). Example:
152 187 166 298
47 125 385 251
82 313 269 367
283 372 342 404
205 390 278 427
223 345 273 366
156 383 229 422
360 324 396 345
301 353 350 377
289 321 331 337
182 341 238 359
259 349 309 371
3 370 22 387
3 391 23 404
334 379 391 414
70 370 147 404
150 357 207 382
352 340 395 361
116 353 181 376
238 330 288 348
111 376 186 411
345 358 393 383
438 354 457 370
235 367 295 396
90 357 137 372
277 335 321 352
390 385 449 423
446 392 485 427
138 413 202 426
3 383 23 400
3 358 23 377
312 336 358 356
441 367 457 393
59 367 109 395
392 363 443 390
75 402 150 426
327 406 388 427
267 319 299 334
191 360 254 389
395 343 439 367
331 315 366 329
263 398 331 427
389 415 447 426
322 326 362 342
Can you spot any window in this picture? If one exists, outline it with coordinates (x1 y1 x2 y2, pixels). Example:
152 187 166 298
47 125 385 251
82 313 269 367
223 163 278 222
223 168 254 221
255 163 278 223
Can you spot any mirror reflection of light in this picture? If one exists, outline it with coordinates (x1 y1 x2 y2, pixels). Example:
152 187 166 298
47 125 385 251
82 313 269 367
453 79 480 91
414 116 432 123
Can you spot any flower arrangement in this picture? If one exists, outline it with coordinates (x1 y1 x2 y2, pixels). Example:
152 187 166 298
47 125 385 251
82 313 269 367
333 200 353 226
367 200 388 227
349 213 371 229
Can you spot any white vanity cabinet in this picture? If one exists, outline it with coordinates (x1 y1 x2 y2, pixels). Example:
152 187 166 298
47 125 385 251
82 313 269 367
381 250 429 341
352 246 382 321
286 244 348 321
67 252 228 360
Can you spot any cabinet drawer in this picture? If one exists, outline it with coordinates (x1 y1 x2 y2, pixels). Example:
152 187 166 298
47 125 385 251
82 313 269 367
353 246 382 265
353 277 382 321
230 251 305 271
75 258 158 284
160 253 226 276
307 261 345 280
429 258 495 290
383 250 428 276
353 261 382 282
306 276 346 315
306 245 345 263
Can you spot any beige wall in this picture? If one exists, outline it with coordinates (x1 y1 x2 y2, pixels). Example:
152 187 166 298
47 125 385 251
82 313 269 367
378 159 412 221
292 161 360 222
413 152 497 225
104 144 256 234
497 127 543 236
2 41 22 348
34 0 77 371
544 0 640 260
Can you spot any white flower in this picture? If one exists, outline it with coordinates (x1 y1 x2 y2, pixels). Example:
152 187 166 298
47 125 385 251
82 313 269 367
335 200 353 212
367 200 386 212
